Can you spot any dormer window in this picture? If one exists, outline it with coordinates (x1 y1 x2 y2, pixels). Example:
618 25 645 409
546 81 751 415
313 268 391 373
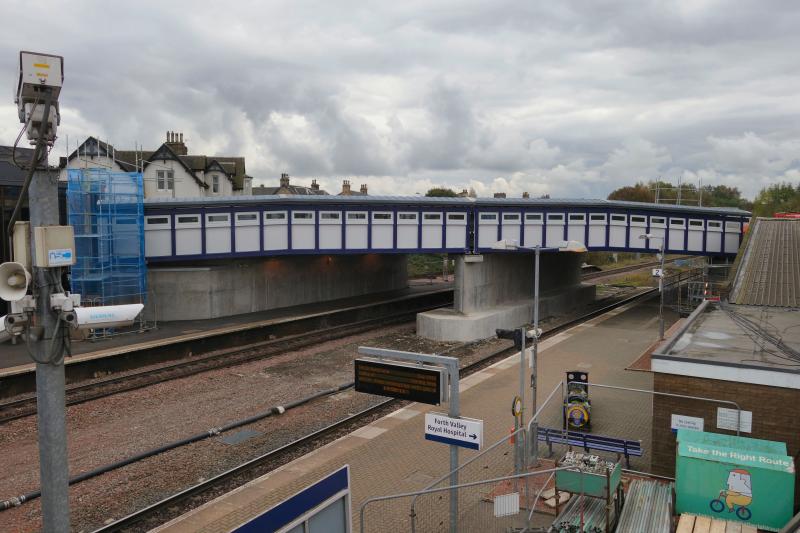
212 175 220 194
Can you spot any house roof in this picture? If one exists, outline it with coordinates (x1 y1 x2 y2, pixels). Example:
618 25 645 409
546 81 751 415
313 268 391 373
253 185 328 196
62 137 250 190
729 218 800 307
0 146 34 186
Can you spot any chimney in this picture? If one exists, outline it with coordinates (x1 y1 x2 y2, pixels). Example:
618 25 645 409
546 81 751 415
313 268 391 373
360 184 368 195
311 179 320 191
280 173 290 188
342 179 351 195
493 192 506 198
522 191 530 199
457 189 468 197
166 130 188 155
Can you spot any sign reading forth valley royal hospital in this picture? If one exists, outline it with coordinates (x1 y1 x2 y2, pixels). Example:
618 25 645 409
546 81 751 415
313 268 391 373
424 412 484 450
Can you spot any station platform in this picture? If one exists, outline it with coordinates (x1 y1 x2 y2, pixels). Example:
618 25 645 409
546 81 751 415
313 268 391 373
153 297 665 532
0 282 452 376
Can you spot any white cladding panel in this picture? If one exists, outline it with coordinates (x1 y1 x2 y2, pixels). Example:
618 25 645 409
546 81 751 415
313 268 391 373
477 212 498 248
319 226 341 249
588 226 605 247
175 214 201 255
687 219 704 252
445 212 467 249
668 229 685 251
501 213 521 244
291 211 315 250
647 228 665 251
724 233 740 254
397 226 417 248
346 226 368 249
628 215 647 249
523 213 543 247
205 213 231 254
145 216 172 257
318 212 342 249
371 212 393 249
724 221 741 254
545 213 565 247
706 221 723 253
234 212 260 253
567 214 585 244
609 226 626 248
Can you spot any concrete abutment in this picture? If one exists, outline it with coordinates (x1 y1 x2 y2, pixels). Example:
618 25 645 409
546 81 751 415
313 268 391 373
417 253 595 342
145 254 408 321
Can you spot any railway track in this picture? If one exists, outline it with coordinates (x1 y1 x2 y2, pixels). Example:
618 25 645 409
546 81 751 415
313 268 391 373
0 301 447 424
0 259 667 424
581 256 690 281
91 288 657 533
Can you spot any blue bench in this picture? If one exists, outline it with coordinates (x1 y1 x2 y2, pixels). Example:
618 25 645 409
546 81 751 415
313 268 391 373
537 426 643 467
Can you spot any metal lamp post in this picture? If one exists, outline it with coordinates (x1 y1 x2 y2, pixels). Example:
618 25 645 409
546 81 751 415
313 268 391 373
492 238 587 463
640 233 666 340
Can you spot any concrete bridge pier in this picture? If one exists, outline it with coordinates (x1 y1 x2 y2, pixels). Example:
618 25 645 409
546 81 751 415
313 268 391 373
417 252 595 342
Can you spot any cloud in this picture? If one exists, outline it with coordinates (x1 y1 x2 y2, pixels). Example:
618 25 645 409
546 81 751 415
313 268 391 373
0 0 798 200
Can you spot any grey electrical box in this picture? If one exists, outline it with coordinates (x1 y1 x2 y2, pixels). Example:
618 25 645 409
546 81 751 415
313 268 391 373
33 226 75 267
12 221 31 270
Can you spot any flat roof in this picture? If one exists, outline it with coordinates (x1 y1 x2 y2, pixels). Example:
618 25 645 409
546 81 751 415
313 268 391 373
144 195 751 217
652 302 800 388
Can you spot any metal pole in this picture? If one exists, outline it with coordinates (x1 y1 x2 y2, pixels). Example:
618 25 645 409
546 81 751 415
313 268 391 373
448 361 459 533
659 241 665 340
28 93 71 532
532 247 539 413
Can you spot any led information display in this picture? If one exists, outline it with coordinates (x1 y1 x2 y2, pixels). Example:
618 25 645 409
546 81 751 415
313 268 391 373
354 358 444 405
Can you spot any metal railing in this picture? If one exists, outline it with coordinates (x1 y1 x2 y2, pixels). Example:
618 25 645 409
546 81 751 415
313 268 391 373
361 467 575 533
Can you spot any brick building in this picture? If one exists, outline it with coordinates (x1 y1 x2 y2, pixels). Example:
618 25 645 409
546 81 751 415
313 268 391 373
650 218 800 505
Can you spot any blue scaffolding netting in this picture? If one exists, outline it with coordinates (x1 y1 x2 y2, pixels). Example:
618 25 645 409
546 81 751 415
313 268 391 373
67 168 147 307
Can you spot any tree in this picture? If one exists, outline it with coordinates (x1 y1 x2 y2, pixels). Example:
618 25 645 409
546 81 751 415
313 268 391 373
751 183 800 217
425 187 458 197
607 182 653 203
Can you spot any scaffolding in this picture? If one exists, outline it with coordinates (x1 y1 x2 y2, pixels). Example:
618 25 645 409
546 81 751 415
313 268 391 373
67 168 147 335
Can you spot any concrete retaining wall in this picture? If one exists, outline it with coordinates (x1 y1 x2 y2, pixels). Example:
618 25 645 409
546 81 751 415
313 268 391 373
146 254 408 321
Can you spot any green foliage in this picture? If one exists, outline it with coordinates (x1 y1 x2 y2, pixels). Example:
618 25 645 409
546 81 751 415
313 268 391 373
425 187 458 197
606 180 751 210
407 254 453 277
751 182 800 217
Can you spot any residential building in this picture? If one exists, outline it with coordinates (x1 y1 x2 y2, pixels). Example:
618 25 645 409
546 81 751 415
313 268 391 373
252 173 328 195
59 132 252 198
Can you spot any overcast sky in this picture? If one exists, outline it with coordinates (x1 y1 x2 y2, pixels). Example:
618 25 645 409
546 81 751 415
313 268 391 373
1 0 798 199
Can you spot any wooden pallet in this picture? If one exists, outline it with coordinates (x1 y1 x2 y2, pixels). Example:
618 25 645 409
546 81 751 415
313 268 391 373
677 513 758 533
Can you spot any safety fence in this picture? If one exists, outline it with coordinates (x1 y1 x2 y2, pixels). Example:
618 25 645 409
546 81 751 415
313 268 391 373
358 379 743 532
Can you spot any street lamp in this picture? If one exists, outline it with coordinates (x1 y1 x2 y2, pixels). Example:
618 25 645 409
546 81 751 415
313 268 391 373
639 233 665 340
492 238 587 463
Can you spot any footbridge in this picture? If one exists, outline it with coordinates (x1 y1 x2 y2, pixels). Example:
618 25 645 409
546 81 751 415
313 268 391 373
140 196 749 338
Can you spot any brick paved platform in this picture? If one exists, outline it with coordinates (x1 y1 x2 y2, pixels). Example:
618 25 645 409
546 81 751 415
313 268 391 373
154 297 667 533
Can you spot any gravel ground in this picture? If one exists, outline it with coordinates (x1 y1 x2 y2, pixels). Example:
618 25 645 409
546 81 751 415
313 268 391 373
0 284 637 532
0 323 508 532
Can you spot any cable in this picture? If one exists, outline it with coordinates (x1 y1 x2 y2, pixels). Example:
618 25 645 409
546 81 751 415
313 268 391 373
6 95 52 241
11 97 38 169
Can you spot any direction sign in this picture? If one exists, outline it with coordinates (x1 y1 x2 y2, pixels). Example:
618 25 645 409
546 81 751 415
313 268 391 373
425 412 484 450
354 358 446 405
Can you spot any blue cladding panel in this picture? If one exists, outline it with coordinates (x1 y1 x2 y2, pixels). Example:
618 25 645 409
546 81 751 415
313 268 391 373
233 466 349 532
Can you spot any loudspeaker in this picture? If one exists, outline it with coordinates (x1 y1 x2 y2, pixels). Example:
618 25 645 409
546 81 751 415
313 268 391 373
0 262 31 302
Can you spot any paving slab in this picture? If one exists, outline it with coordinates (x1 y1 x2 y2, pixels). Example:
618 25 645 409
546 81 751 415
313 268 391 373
154 297 667 533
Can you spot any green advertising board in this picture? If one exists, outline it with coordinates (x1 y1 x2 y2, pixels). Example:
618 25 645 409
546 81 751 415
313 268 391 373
675 429 795 531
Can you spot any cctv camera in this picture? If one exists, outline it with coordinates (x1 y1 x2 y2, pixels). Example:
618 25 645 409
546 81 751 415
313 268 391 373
70 304 144 330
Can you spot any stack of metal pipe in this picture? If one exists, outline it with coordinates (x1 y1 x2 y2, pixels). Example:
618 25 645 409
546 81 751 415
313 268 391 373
551 495 615 533
615 478 673 533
